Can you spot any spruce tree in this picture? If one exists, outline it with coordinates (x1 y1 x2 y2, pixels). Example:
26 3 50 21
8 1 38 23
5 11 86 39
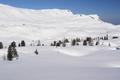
21 40 25 47
76 38 80 42
18 43 21 47
11 41 16 47
0 42 3 49
7 45 13 61
37 40 41 46
71 39 76 46
7 45 18 61
83 40 87 46
53 41 57 46
64 38 69 43
56 42 60 47
62 42 66 47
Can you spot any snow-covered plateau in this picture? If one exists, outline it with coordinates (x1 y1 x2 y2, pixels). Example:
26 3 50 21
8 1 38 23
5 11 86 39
0 4 120 80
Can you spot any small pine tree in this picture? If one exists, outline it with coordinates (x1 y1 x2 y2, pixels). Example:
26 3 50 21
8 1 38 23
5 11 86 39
88 39 94 46
18 43 21 47
86 37 91 42
71 39 76 46
64 38 69 43
76 38 80 42
37 40 41 46
53 41 57 46
21 40 25 47
51 43 53 46
104 35 108 40
0 42 3 49
83 40 87 46
58 40 62 45
11 41 16 47
56 42 60 47
7 45 13 61
42 44 44 46
7 45 18 61
62 42 66 47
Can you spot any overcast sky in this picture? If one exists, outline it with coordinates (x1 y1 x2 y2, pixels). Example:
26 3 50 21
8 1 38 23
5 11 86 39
0 0 120 25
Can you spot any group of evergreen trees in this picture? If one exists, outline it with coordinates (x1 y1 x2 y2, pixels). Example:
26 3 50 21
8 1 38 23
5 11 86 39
51 38 69 47
1 34 114 61
83 37 93 46
98 35 109 40
18 40 26 47
71 38 81 46
50 37 101 47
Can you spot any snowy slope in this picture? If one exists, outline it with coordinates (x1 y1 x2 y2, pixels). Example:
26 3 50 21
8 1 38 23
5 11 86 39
0 4 120 42
0 46 120 80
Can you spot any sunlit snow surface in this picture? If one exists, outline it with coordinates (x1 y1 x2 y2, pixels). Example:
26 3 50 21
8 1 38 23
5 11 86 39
0 46 120 80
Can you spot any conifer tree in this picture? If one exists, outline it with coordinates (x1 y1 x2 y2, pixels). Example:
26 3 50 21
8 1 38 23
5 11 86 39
11 41 16 47
64 38 69 43
62 42 66 47
7 44 18 61
71 39 76 46
7 46 13 61
18 43 21 47
37 40 41 46
83 40 87 46
0 42 3 49
56 42 60 47
21 40 25 47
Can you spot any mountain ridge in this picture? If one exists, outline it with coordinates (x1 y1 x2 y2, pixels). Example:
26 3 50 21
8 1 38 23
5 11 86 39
0 4 119 41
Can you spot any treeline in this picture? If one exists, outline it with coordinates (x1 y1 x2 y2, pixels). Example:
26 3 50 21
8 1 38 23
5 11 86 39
50 37 99 47
0 34 119 61
50 34 118 47
0 40 26 50
0 34 118 49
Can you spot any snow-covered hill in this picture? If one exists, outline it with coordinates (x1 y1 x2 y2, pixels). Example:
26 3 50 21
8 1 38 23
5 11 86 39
0 4 120 80
0 4 120 42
